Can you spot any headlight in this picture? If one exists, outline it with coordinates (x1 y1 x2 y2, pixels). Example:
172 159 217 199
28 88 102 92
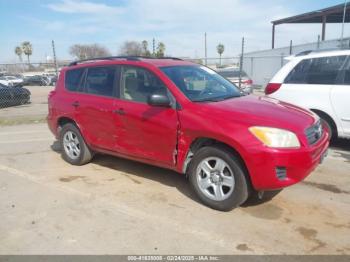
249 126 300 148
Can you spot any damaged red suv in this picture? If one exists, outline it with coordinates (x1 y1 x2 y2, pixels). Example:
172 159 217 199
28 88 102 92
47 57 329 211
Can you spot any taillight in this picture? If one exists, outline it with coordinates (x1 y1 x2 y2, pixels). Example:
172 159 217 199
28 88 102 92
243 79 253 85
265 83 281 95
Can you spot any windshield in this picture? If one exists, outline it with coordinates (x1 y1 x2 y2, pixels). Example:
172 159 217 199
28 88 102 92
217 70 247 78
160 65 241 102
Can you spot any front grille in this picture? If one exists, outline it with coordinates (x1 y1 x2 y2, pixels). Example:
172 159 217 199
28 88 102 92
305 120 323 145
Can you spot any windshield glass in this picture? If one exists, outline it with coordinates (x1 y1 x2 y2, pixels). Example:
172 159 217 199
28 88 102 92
160 65 241 102
217 70 247 78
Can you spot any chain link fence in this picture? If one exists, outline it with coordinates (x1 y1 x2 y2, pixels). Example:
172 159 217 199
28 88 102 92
0 62 59 108
1 36 349 109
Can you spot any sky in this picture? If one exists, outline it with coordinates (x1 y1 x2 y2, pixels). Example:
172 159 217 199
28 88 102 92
0 0 348 63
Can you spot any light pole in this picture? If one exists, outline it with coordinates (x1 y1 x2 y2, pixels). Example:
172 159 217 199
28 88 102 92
341 0 348 48
204 32 207 66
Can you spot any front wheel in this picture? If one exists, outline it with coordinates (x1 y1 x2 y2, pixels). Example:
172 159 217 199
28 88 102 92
188 145 249 211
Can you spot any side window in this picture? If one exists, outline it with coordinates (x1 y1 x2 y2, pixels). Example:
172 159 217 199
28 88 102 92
285 59 312 84
65 68 85 92
85 67 116 97
120 66 168 103
306 56 346 84
285 56 347 85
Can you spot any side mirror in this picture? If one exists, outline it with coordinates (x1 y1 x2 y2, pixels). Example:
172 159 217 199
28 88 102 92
147 93 171 107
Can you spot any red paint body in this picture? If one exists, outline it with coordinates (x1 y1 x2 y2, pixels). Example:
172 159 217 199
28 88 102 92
48 59 329 191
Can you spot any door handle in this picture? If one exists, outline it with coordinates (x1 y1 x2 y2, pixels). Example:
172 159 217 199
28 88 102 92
72 101 80 107
113 108 126 115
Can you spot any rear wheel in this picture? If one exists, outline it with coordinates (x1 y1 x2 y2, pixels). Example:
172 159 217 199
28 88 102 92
320 117 335 140
312 110 337 140
59 123 93 165
188 145 249 211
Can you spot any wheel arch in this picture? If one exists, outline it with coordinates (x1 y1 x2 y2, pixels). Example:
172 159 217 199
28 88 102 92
57 116 78 132
182 137 253 188
310 108 338 138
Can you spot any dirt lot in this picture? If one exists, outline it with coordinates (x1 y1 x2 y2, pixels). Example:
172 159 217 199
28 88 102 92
0 87 349 255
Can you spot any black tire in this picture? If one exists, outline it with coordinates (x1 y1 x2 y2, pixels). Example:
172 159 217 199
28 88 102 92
243 189 283 206
320 117 336 140
188 145 249 211
59 123 93 165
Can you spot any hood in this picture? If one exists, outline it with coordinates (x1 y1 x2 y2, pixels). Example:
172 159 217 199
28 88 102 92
202 95 316 132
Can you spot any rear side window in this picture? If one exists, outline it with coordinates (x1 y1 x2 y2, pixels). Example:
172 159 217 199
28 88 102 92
85 67 117 97
65 68 85 92
285 55 347 85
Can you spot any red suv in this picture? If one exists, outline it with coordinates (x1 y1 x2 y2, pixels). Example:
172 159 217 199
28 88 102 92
48 56 329 211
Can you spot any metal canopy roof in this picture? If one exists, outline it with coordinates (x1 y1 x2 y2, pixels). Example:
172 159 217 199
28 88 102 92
271 3 350 49
272 3 350 25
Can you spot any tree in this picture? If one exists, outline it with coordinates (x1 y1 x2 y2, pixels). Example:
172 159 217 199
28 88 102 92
141 40 151 57
69 44 111 60
156 42 166 58
21 41 33 64
15 46 23 62
119 41 143 56
216 43 225 66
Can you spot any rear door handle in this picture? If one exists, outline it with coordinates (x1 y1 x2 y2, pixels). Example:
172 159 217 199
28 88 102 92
72 101 80 107
113 108 126 115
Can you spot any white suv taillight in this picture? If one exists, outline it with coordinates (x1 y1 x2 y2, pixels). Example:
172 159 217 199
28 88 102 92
265 83 281 95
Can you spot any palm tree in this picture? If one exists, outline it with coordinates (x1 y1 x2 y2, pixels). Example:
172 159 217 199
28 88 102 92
156 42 166 58
15 46 23 62
216 43 225 66
21 41 33 64
141 40 151 57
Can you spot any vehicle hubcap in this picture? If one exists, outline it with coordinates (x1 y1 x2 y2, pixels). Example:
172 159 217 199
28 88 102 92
196 157 235 201
63 131 80 160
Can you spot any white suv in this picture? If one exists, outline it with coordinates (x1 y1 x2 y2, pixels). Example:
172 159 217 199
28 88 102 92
266 49 350 140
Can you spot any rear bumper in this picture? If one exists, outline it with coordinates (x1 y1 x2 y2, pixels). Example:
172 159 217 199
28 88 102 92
246 131 329 191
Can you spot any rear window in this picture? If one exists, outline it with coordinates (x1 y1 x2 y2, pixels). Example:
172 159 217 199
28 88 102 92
285 55 347 85
65 68 85 92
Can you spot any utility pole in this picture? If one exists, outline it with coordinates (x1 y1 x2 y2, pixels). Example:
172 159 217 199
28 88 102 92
289 40 293 55
51 40 58 76
204 32 207 66
152 38 156 57
317 35 321 49
341 0 348 48
239 37 245 89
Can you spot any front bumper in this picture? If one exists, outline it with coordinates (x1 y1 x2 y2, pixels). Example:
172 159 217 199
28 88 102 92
245 131 329 191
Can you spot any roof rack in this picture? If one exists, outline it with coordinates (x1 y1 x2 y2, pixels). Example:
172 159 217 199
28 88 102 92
295 48 350 57
68 56 183 66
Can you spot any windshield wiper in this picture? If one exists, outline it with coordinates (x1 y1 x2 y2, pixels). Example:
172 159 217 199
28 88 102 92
192 98 221 102
192 94 241 103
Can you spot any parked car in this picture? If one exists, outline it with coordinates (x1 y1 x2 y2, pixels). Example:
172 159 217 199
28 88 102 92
0 83 31 107
45 74 58 86
47 56 329 211
0 75 23 87
24 75 48 86
266 49 350 140
216 67 253 94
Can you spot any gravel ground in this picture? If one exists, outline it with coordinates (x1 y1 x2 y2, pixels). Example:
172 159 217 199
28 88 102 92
0 123 349 254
